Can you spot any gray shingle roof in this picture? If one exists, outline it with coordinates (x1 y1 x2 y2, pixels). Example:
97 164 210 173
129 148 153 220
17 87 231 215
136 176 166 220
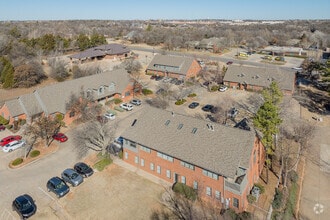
146 54 197 76
5 99 24 117
3 69 131 117
223 66 295 92
121 106 256 179
69 44 130 59
19 93 44 117
36 68 131 114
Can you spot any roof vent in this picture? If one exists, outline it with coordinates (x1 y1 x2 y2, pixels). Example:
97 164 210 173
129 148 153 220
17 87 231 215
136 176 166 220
256 75 260 78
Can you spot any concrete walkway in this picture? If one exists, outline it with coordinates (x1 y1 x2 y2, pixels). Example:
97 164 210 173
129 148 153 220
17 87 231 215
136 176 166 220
113 157 172 189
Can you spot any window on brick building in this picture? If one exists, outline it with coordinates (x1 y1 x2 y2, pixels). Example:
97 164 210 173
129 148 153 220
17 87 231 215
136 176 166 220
124 152 128 159
233 198 239 208
140 158 144 167
166 170 171 179
150 163 154 171
157 165 161 174
215 191 221 200
181 176 186 184
134 156 139 164
206 187 212 196
193 181 198 190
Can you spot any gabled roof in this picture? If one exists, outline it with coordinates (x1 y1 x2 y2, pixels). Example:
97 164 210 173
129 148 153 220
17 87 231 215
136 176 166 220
37 68 131 114
146 54 197 76
19 93 44 117
223 65 295 92
3 69 131 117
5 99 24 117
69 43 130 59
121 106 256 179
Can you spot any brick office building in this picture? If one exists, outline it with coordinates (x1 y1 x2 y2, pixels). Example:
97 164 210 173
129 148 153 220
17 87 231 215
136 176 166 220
146 54 202 80
120 106 265 212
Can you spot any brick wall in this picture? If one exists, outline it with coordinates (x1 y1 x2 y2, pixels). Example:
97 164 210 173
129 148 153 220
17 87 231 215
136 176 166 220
122 137 265 212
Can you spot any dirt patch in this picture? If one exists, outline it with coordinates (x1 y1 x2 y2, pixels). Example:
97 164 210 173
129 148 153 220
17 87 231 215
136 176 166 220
60 163 164 220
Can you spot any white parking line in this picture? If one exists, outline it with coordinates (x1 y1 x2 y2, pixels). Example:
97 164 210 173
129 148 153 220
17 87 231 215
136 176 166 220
0 208 16 220
38 186 55 201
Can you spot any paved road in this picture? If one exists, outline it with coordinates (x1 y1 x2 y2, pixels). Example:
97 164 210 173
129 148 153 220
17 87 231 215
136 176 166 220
299 125 330 220
0 129 79 219
128 45 304 71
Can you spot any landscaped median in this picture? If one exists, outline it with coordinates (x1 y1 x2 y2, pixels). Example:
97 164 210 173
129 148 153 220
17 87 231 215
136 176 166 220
9 142 59 169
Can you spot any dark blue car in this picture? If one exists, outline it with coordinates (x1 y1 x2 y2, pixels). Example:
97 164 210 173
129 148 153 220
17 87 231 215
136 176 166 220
12 194 37 219
47 177 70 198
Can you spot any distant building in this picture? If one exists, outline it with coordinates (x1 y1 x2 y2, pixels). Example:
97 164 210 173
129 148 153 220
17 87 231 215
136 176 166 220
146 54 202 79
223 66 296 95
261 46 307 57
69 43 130 63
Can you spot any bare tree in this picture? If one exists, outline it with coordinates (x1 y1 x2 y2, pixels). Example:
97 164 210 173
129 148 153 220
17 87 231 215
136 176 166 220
151 185 224 220
277 119 315 187
213 96 235 124
49 59 69 81
172 86 192 102
65 89 102 122
73 120 116 158
24 115 61 147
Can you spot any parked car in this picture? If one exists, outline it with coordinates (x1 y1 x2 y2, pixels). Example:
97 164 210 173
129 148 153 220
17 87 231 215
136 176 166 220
97 115 109 124
115 136 124 145
2 140 26 153
0 124 5 131
162 77 172 83
130 99 142 106
155 76 163 81
188 102 199 109
228 107 239 118
104 113 115 120
120 103 133 111
46 177 70 198
52 133 68 142
226 61 233 65
202 104 215 112
219 85 228 92
12 194 37 219
61 168 84 187
0 135 22 147
74 162 94 178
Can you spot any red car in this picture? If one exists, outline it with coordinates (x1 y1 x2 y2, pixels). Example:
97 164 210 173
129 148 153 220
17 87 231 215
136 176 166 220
0 135 22 147
52 133 68 142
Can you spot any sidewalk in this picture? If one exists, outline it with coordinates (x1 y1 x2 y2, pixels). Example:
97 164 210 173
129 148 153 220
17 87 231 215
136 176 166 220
113 157 172 188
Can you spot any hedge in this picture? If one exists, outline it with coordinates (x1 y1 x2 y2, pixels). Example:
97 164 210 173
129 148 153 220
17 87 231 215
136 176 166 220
173 182 197 201
175 99 186 105
30 150 40 158
142 88 153 95
187 93 197 98
11 158 23 166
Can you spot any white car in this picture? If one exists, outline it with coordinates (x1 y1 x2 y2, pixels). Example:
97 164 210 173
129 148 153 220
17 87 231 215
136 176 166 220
3 140 26 153
120 103 133 111
219 85 228 92
130 99 141 106
104 113 115 120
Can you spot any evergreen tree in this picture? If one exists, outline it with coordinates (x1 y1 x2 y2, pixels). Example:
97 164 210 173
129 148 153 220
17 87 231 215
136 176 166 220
0 57 15 88
253 81 283 183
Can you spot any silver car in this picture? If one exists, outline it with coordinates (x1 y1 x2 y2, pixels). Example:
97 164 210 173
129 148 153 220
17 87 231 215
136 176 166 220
61 168 83 187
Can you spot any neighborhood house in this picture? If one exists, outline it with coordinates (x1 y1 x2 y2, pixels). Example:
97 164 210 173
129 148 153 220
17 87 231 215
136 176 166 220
0 69 135 125
120 106 265 212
